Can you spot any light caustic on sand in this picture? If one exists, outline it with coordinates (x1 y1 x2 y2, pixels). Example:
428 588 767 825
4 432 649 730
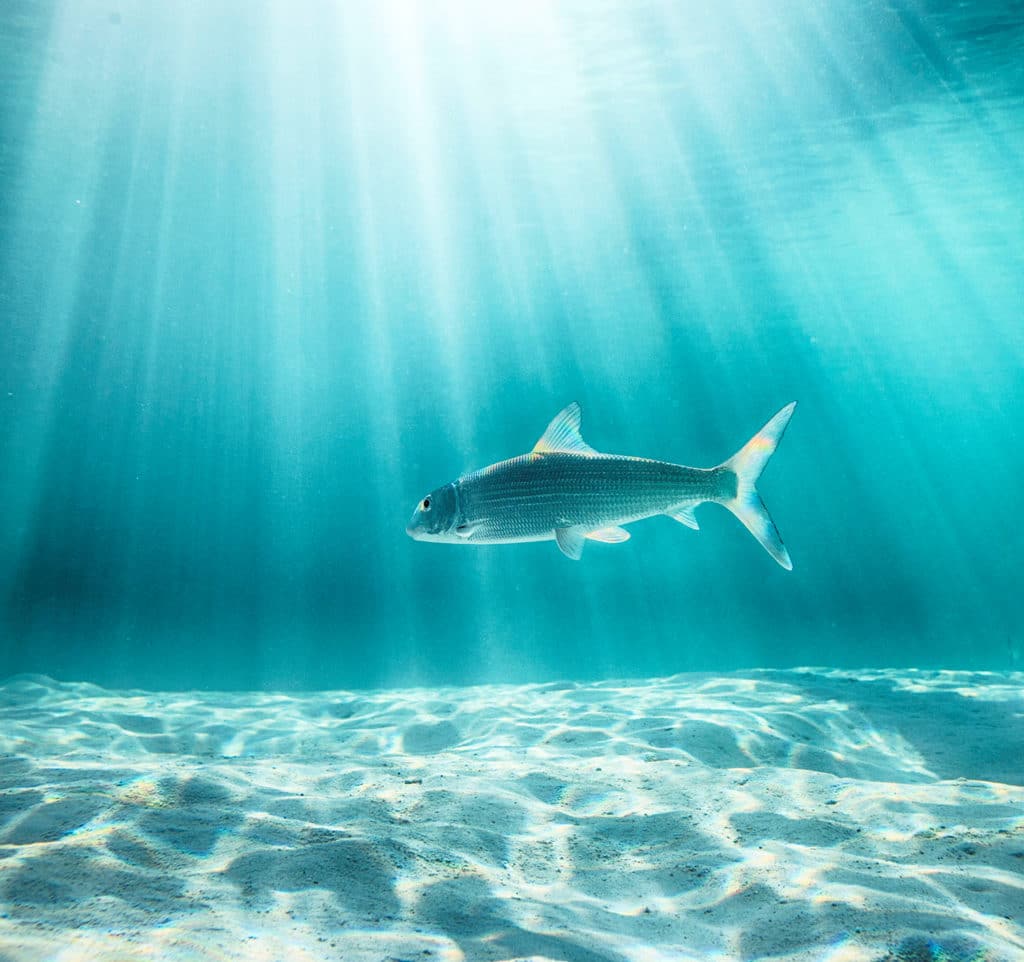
0 669 1022 962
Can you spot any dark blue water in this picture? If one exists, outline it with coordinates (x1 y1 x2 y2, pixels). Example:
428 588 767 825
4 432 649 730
1 0 1022 690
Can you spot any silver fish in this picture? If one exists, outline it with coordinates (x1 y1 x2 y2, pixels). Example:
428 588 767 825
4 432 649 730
407 401 796 567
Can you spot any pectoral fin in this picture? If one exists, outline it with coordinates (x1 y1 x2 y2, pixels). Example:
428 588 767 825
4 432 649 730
554 526 588 560
586 526 630 543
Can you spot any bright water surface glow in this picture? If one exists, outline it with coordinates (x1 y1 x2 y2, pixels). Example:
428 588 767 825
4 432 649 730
0 0 1022 690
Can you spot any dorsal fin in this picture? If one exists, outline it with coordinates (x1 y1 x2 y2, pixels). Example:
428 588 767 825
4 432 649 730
532 403 599 455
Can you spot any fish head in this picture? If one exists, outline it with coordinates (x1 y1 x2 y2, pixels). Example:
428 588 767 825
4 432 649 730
406 482 460 541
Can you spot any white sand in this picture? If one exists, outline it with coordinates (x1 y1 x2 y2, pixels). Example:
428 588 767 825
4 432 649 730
0 668 1022 962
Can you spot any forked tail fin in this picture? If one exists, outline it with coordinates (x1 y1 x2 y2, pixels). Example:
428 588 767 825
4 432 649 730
720 402 796 570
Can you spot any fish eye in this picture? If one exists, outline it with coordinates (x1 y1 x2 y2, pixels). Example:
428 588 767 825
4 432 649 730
421 497 431 510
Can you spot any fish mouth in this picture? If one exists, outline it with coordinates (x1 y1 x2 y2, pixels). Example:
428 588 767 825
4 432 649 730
407 525 449 542
407 522 434 541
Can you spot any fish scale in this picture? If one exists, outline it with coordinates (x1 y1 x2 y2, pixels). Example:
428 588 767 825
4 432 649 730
460 454 723 541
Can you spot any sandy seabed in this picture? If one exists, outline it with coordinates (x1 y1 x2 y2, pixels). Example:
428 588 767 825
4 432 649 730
0 668 1022 962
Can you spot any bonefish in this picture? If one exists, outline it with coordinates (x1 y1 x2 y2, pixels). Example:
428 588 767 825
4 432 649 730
406 402 796 567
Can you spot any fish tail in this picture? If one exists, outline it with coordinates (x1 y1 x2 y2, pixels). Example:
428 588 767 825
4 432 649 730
718 402 796 570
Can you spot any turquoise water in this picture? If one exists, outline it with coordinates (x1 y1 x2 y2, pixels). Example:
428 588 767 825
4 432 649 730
1 0 1022 691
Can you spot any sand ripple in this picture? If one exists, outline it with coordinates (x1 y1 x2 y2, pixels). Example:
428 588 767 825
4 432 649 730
0 669 1022 961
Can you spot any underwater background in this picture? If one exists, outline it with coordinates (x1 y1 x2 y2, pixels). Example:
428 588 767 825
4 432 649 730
1 0 1022 692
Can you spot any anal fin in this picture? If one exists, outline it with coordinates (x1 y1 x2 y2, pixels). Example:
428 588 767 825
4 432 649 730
667 505 700 530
